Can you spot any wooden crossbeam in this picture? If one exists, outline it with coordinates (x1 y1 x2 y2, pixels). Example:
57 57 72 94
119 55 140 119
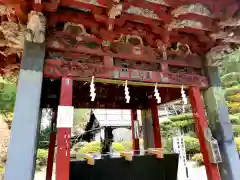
43 59 209 88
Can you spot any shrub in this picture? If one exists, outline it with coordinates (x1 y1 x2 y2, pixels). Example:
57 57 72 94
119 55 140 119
120 141 133 150
184 136 200 154
72 142 88 152
162 136 200 154
79 141 101 154
191 138 240 166
186 131 197 138
168 113 193 122
78 140 145 154
235 137 240 152
221 72 240 88
163 138 173 153
78 141 136 154
226 94 240 102
233 125 240 136
225 85 240 97
227 102 240 109
223 81 240 88
36 149 48 167
160 121 177 138
0 168 4 173
112 143 125 152
229 107 240 114
192 153 204 166
172 120 194 128
229 115 240 124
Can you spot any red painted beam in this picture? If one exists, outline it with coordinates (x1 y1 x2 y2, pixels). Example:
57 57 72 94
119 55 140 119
189 86 221 180
56 77 73 180
43 59 209 88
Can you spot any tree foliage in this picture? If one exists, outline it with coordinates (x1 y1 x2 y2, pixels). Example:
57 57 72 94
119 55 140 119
161 113 195 137
220 51 240 77
72 109 89 135
0 77 16 113
219 50 240 136
168 113 193 122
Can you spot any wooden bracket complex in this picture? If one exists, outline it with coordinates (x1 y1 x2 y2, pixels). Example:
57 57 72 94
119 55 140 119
147 148 164 159
120 151 133 161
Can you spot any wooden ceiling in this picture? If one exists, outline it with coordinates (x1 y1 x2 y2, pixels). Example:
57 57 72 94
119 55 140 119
0 0 240 75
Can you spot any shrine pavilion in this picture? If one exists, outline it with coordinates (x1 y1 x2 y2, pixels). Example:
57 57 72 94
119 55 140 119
0 0 240 180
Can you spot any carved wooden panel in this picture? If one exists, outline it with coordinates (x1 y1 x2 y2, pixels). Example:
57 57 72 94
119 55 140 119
113 58 160 71
44 59 209 88
47 52 104 64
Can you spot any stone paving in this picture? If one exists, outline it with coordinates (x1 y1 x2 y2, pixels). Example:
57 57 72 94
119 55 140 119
188 163 207 180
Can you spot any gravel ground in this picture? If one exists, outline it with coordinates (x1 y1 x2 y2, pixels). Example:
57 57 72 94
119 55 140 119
188 162 207 180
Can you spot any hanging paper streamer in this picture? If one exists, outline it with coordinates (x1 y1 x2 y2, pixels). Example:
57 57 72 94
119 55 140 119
154 83 161 104
90 76 96 101
181 85 187 105
124 80 130 103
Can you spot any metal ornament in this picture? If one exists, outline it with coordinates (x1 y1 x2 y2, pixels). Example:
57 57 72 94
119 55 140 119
154 83 161 104
124 80 130 103
90 76 96 101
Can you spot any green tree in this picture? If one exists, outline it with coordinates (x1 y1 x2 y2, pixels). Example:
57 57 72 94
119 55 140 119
38 126 51 149
219 50 240 136
0 77 16 113
72 109 89 135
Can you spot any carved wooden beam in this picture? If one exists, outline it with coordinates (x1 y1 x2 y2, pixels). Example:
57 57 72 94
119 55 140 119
2 0 238 69
47 29 205 65
45 11 216 54
25 10 46 43
43 59 209 88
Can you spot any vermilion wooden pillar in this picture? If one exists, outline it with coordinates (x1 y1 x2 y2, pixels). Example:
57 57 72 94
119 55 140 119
150 103 162 148
189 86 220 180
131 109 140 154
46 109 57 180
56 77 73 180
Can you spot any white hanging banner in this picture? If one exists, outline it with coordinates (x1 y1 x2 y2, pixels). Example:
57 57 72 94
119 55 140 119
57 106 74 128
173 136 189 180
